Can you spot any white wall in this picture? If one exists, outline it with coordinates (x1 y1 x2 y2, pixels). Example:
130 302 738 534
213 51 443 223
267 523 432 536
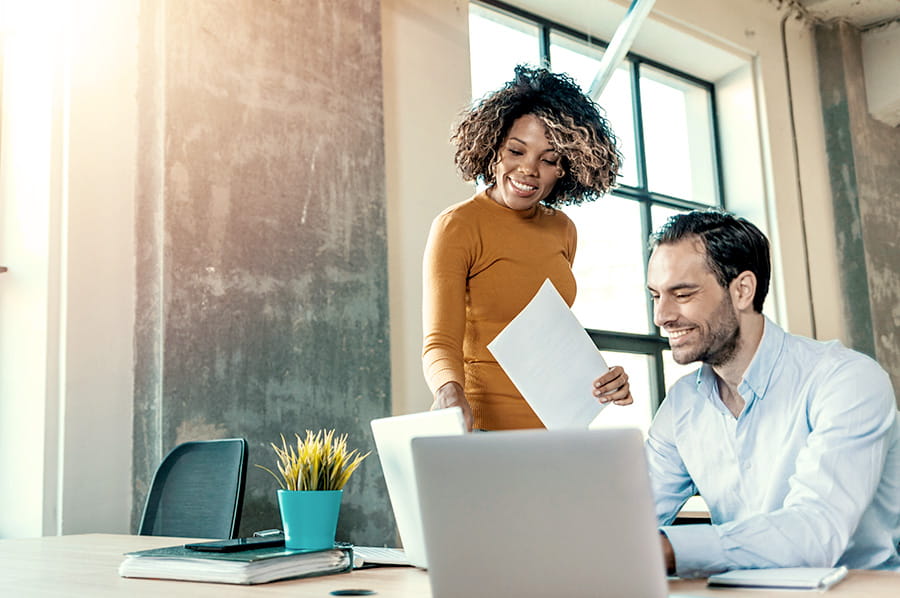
59 0 137 535
382 0 846 419
382 0 473 416
0 0 137 538
862 21 900 126
0 9 58 537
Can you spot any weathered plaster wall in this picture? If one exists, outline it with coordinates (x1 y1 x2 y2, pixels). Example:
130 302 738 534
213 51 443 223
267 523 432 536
134 0 394 544
815 22 900 400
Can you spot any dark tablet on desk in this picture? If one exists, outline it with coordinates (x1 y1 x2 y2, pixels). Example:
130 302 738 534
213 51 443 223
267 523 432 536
184 537 285 552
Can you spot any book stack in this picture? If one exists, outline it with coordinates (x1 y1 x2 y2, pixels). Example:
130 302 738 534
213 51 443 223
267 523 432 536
119 542 354 585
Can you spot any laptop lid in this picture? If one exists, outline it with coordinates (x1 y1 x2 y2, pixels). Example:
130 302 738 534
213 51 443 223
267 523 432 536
411 428 668 598
370 408 466 568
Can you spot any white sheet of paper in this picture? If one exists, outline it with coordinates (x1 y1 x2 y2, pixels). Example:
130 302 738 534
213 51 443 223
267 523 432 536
487 279 609 429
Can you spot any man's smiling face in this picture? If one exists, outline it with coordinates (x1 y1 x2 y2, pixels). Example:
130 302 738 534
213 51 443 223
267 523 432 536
647 238 741 367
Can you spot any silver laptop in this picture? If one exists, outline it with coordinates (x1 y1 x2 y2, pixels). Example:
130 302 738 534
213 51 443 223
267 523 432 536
411 428 669 598
370 408 466 568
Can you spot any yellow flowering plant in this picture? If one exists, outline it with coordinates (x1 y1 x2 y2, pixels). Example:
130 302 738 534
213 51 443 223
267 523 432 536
257 429 370 491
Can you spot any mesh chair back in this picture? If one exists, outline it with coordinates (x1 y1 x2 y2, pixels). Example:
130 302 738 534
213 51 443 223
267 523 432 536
139 438 248 539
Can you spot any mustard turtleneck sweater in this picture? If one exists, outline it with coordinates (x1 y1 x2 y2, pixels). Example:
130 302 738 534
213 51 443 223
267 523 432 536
422 191 577 430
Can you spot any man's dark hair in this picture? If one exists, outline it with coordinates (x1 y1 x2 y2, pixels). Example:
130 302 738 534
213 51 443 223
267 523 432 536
650 209 771 313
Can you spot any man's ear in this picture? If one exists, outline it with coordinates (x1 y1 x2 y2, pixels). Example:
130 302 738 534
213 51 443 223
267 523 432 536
730 271 757 311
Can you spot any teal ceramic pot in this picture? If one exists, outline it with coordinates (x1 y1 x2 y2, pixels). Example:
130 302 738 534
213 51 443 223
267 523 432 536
277 489 343 550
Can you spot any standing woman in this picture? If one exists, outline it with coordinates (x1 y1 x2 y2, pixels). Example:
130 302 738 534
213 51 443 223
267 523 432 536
423 65 633 431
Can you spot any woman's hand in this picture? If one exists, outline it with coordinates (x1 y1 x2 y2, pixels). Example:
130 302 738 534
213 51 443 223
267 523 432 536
431 381 474 432
592 365 633 406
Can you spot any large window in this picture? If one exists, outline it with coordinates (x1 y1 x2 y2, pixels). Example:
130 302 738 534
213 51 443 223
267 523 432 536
470 1 725 432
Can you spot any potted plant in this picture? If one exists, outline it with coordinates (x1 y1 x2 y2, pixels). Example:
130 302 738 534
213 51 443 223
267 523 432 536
257 429 369 550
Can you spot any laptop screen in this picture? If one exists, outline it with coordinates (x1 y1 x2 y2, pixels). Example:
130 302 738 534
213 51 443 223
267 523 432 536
370 408 466 568
411 428 668 598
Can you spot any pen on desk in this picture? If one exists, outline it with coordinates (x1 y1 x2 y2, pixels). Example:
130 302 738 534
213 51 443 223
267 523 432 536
252 528 284 538
818 566 848 590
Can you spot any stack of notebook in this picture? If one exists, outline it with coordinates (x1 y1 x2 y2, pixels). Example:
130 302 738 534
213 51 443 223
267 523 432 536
118 542 353 585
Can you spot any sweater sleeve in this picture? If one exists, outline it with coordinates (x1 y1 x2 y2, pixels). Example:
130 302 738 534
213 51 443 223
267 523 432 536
421 210 474 395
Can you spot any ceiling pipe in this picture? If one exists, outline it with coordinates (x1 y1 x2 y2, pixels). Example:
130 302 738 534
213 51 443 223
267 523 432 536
588 0 657 99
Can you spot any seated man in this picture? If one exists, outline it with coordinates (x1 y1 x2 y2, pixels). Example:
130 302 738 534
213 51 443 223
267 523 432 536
640 209 899 577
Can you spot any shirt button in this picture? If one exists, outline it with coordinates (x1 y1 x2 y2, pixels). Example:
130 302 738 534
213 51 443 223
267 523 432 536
744 462 752 470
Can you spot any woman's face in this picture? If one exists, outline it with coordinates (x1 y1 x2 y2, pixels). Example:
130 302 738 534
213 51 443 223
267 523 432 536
487 114 563 211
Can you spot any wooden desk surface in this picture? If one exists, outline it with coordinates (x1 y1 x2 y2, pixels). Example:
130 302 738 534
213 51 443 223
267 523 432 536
1 534 898 597
676 495 711 520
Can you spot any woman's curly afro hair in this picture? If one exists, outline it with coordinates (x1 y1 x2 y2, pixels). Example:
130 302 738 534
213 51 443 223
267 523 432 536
451 65 621 207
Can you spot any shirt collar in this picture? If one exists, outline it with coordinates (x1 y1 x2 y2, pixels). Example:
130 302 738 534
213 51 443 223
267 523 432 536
740 316 785 400
695 365 718 408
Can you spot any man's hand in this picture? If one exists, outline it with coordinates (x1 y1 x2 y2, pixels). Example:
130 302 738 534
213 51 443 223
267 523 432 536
660 532 675 575
592 365 633 405
431 381 474 432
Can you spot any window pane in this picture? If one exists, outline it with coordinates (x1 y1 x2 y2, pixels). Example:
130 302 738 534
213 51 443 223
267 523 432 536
469 5 541 101
549 33 637 187
640 65 716 205
565 196 649 334
589 352 653 436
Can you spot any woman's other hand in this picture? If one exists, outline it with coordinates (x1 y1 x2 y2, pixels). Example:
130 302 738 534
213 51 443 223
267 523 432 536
592 365 633 405
431 381 474 432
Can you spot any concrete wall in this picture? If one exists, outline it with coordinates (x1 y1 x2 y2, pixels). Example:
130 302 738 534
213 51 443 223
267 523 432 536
133 0 394 544
815 21 900 397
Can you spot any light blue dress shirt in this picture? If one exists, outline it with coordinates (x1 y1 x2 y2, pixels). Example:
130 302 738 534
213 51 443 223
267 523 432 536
647 317 900 578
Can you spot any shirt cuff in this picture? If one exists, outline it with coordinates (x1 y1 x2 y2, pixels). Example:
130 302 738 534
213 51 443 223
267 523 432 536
661 524 729 578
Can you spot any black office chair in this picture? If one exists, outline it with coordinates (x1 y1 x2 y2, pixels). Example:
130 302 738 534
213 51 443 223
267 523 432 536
138 437 248 539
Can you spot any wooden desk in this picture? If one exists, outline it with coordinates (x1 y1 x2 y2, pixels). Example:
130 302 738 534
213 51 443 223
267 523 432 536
1 534 898 597
674 495 712 525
